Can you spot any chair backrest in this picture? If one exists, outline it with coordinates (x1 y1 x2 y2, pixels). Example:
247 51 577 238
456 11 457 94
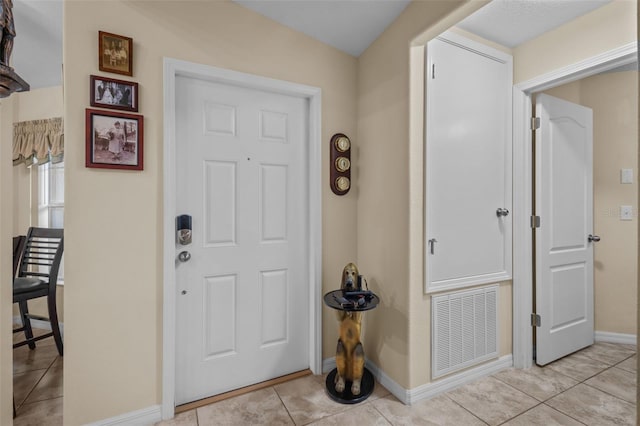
18 227 64 289
12 235 26 278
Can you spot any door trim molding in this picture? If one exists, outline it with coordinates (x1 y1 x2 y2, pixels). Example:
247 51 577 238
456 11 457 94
512 41 637 369
161 58 322 420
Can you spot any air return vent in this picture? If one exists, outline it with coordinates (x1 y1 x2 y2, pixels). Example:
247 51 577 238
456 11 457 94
432 285 498 379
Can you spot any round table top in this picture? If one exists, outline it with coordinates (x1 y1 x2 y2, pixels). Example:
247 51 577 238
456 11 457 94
323 289 380 312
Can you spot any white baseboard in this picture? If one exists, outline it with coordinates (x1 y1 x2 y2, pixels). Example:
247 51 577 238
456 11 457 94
405 355 513 404
322 354 513 405
85 405 162 426
364 359 411 403
595 331 637 346
13 315 64 337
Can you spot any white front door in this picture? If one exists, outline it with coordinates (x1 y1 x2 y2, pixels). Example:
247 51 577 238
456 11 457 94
175 75 309 404
535 93 594 366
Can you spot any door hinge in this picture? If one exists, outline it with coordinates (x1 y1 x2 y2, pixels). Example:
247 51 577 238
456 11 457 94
432 63 436 79
531 215 541 228
531 313 541 327
531 117 541 130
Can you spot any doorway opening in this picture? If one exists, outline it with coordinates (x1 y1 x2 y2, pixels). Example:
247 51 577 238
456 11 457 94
512 42 638 369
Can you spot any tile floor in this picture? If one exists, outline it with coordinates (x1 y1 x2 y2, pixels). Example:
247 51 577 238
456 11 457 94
12 329 637 426
13 328 63 426
159 341 637 426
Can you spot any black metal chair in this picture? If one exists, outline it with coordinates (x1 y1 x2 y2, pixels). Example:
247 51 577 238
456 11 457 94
13 227 64 357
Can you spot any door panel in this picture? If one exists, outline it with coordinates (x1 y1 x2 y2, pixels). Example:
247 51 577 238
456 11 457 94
203 274 237 359
175 76 309 404
204 161 237 246
535 93 594 366
425 32 512 292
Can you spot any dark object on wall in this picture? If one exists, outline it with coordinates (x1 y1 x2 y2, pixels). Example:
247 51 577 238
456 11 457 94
90 75 139 112
0 0 29 97
99 31 133 76
330 133 351 195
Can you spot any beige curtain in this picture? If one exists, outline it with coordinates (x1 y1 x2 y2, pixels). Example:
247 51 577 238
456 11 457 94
12 117 64 166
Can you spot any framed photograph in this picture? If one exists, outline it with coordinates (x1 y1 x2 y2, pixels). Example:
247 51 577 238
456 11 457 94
86 109 143 170
99 31 133 76
90 75 138 112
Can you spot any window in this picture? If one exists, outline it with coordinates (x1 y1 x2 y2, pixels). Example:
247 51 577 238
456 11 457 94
39 161 64 283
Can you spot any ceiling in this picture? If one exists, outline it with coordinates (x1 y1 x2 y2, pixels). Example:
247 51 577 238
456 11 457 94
233 0 411 57
457 0 611 48
13 0 62 90
14 0 616 91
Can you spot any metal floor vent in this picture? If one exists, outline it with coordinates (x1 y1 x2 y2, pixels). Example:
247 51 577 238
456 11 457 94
432 285 499 379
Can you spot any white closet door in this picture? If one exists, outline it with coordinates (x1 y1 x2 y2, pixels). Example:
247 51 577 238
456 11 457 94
425 32 512 293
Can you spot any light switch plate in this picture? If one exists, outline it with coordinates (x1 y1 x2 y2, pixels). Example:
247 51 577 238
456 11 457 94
621 169 633 184
620 205 633 221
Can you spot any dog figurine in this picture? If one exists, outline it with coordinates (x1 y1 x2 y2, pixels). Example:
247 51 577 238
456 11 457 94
335 262 365 395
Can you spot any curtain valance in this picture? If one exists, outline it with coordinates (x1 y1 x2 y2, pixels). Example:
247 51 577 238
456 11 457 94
12 117 64 166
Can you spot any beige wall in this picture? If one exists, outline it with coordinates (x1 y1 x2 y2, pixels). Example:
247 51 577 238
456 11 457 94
513 1 636 83
584 71 638 334
63 0 360 423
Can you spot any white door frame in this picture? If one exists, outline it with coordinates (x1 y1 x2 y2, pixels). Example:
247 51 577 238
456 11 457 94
512 42 637 369
161 58 323 419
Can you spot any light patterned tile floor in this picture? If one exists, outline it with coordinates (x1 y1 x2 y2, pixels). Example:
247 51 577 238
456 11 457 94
156 342 636 426
13 331 637 426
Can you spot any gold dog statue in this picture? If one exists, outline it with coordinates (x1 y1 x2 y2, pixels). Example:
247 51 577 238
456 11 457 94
335 262 365 395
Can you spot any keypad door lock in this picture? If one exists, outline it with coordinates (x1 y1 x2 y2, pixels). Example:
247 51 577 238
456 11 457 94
177 214 192 245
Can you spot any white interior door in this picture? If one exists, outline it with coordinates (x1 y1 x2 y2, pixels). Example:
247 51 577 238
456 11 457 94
175 75 309 404
425 32 512 293
535 93 594 366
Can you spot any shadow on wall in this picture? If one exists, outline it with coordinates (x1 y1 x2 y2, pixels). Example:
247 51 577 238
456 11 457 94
364 276 409 364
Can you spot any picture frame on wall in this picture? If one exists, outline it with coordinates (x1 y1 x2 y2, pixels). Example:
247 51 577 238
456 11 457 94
98 31 133 76
86 109 144 170
90 75 138 112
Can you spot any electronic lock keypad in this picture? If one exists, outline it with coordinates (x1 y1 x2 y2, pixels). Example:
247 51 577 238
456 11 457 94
176 214 192 245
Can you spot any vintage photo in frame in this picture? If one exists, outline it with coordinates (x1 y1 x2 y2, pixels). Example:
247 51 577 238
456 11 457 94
86 109 143 170
90 75 138 112
98 31 133 76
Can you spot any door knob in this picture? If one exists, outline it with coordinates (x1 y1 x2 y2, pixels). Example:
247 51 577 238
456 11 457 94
178 251 191 262
588 234 601 243
496 208 510 217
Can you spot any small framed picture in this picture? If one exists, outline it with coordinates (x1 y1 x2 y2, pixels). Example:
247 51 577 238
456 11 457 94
98 31 133 76
90 75 138 112
86 109 143 170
